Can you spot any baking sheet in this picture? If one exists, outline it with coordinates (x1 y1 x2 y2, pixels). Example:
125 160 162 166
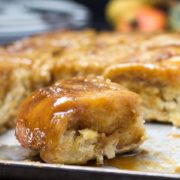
0 123 180 180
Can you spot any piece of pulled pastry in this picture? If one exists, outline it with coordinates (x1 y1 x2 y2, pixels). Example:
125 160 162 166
16 77 145 164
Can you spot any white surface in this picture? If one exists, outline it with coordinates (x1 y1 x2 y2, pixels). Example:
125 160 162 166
0 130 36 160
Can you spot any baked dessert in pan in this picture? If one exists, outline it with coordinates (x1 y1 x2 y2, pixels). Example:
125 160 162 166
0 30 179 130
16 77 145 164
0 62 31 132
104 34 180 127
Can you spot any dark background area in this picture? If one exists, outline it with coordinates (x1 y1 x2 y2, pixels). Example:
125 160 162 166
74 0 110 29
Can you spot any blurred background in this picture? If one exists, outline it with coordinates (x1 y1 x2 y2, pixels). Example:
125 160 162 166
0 0 179 44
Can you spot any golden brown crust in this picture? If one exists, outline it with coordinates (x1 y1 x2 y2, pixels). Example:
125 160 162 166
16 77 144 164
16 76 141 148
104 60 180 87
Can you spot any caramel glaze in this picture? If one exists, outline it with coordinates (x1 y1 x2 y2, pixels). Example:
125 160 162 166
104 60 180 87
105 150 155 171
105 155 162 172
105 150 176 173
16 77 141 157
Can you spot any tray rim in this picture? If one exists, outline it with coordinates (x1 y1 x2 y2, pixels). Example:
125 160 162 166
0 160 180 179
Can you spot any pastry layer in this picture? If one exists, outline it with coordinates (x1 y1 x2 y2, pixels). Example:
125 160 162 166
16 77 145 164
0 31 179 128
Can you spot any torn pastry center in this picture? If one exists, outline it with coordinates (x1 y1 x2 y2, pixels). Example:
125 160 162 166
41 114 144 165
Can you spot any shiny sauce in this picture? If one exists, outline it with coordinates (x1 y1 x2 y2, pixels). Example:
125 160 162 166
104 150 177 173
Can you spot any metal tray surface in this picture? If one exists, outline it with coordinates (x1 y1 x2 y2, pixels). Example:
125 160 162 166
0 123 179 180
